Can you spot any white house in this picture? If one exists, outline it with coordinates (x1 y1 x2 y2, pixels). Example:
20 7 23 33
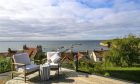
90 50 107 62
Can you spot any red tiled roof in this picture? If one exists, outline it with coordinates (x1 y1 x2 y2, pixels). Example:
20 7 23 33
77 52 88 59
25 48 37 57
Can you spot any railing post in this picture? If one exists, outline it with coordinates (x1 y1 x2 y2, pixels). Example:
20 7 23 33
76 54 78 72
0 62 1 72
74 52 78 72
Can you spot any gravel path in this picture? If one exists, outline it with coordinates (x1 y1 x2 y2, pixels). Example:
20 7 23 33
4 68 132 84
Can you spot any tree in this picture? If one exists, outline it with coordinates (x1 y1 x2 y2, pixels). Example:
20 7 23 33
103 35 140 67
23 44 28 50
34 45 45 64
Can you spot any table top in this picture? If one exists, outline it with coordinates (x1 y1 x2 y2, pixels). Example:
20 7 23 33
40 64 50 68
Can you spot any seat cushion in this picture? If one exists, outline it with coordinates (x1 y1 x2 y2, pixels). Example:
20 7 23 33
49 63 59 68
17 64 39 73
44 62 59 68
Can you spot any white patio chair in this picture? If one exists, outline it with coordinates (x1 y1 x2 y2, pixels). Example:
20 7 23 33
44 52 61 76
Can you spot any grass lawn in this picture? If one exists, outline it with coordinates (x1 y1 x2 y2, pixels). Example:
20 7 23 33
77 66 140 83
105 67 140 83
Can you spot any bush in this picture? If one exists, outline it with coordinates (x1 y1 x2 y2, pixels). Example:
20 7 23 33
103 35 140 67
0 57 11 73
34 45 46 64
61 61 74 70
104 72 110 77
34 52 46 64
78 59 95 73
93 62 104 74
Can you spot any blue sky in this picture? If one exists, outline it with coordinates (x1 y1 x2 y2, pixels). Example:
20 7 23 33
0 0 140 40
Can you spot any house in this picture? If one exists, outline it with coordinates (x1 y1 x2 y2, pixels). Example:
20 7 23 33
77 51 90 60
61 52 74 62
91 50 107 62
24 48 37 58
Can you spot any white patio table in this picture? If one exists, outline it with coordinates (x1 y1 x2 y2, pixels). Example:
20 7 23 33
40 64 50 80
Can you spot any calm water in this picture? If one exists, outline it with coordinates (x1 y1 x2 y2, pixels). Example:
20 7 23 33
0 40 107 52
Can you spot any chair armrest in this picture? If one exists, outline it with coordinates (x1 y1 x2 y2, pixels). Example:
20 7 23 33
40 58 47 64
31 59 41 65
42 58 47 61
31 59 47 64
12 63 26 66
31 59 40 62
12 63 27 73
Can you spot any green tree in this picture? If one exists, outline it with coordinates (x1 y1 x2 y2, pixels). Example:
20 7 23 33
104 35 140 67
34 45 46 64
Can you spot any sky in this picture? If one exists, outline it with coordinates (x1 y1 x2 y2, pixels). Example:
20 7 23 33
0 0 140 40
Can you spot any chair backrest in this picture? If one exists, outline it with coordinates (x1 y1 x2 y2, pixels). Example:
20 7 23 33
13 53 31 68
47 52 59 60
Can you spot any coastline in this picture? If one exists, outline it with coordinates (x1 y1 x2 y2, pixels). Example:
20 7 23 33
0 52 8 57
100 42 108 47
0 40 107 53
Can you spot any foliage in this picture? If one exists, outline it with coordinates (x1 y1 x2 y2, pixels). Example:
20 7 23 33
93 62 103 72
104 72 110 77
0 56 11 73
34 52 46 64
34 45 46 64
103 35 140 67
61 61 74 70
78 59 95 73
23 44 28 50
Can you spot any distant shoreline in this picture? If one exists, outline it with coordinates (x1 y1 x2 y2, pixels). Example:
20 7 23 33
0 40 108 53
0 40 106 42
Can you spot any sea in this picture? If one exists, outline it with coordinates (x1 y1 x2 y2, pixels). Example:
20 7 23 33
0 40 107 53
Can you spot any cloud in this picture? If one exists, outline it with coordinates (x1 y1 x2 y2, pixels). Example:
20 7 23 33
0 0 140 40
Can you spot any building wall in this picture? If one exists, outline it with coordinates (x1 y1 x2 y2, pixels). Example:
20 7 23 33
92 52 97 62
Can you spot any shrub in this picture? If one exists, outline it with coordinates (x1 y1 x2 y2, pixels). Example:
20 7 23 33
93 62 104 73
34 45 46 64
0 56 11 73
61 61 74 69
78 59 95 73
104 72 110 77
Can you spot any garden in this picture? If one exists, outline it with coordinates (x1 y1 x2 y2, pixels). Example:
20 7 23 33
0 34 140 83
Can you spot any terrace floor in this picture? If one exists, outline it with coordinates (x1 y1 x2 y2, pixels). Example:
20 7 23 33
1 68 132 84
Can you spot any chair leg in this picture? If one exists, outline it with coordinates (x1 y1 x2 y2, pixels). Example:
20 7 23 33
39 70 40 77
11 72 13 79
24 74 26 83
59 65 61 70
58 69 59 76
58 65 60 76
